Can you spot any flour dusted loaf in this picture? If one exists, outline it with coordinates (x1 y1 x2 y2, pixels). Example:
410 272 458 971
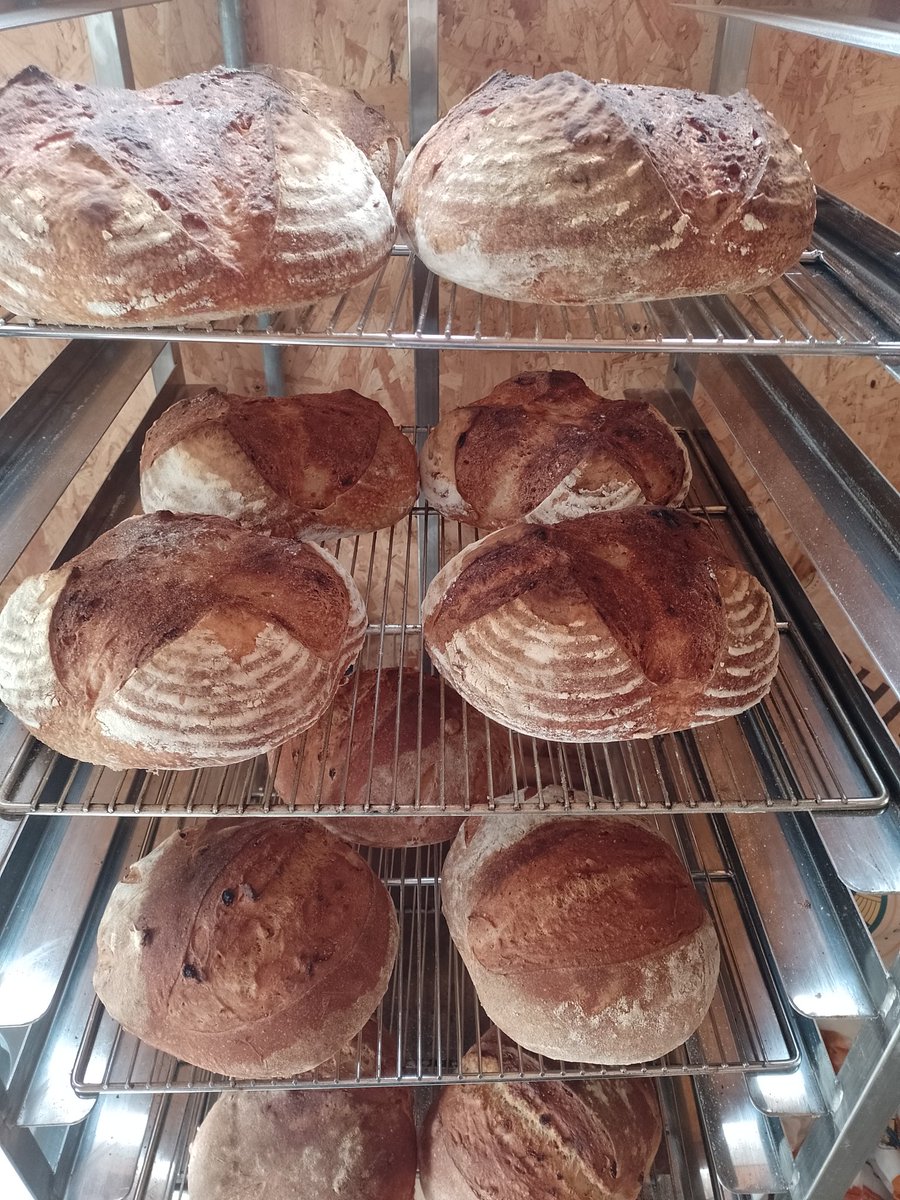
140 388 418 540
421 371 691 528
189 1083 416 1200
441 810 720 1064
421 1037 661 1200
273 668 511 846
0 512 365 769
0 65 396 325
422 507 778 741
94 821 399 1079
394 70 814 304
257 65 405 195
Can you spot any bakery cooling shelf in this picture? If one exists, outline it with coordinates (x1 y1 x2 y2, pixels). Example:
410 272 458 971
0 420 889 817
75 1076 711 1200
70 818 798 1095
0 245 898 356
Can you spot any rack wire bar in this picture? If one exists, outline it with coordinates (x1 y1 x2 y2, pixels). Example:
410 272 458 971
0 248 897 355
70 817 798 1095
0 421 888 817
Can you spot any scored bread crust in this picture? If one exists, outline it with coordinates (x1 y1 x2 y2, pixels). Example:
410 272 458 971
271 668 511 846
440 810 720 1065
422 508 778 741
0 512 366 769
140 388 418 540
420 370 691 528
420 1037 661 1200
394 70 815 304
256 65 405 195
94 821 399 1080
0 66 395 325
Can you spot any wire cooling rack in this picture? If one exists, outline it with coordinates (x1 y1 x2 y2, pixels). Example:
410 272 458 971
71 814 797 1095
0 424 887 816
110 1077 711 1200
1 248 897 356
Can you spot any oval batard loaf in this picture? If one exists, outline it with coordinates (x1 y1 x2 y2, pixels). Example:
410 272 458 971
421 1036 661 1200
0 512 365 770
394 70 815 304
256 65 405 195
422 507 779 740
441 809 720 1064
272 668 511 846
0 66 394 325
140 389 418 540
93 820 399 1079
421 370 691 528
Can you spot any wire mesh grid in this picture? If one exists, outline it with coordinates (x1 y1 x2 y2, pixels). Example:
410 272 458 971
71 812 798 1096
1 249 897 355
118 1078 705 1200
0 425 886 817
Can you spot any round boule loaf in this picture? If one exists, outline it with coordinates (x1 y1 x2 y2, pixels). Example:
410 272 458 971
421 1037 661 1200
93 820 399 1079
0 65 395 326
0 512 366 770
394 70 814 305
140 388 418 541
420 370 691 528
272 668 511 846
422 507 779 741
440 809 720 1064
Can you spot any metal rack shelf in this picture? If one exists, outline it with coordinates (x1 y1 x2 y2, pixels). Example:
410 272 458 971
0 421 889 817
1 245 898 355
64 1075 715 1200
71 817 798 1094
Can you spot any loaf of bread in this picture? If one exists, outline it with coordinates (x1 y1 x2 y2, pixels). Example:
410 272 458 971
94 820 399 1079
423 507 778 740
441 810 720 1063
0 66 396 325
257 65 405 195
0 512 365 769
421 1036 661 1200
189 1083 416 1200
421 371 691 528
140 389 418 540
272 668 511 846
394 71 815 304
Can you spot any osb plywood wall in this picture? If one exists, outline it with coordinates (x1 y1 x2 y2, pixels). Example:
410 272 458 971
0 1 898 584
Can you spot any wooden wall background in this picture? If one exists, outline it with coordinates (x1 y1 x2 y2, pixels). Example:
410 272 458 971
0 1 898 607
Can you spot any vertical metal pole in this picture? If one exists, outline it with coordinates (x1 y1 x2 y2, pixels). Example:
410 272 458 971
709 15 755 94
408 0 441 596
217 0 286 396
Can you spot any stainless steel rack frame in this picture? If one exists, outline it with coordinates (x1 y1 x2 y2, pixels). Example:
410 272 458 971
1 240 899 357
0 401 892 819
69 817 798 1093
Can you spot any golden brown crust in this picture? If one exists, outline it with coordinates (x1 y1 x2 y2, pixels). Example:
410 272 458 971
395 71 815 304
140 389 418 539
420 1037 661 1200
421 508 779 741
93 820 399 1079
426 510 727 684
272 669 511 844
189 1083 417 1200
0 512 366 769
440 813 720 1065
421 370 691 528
0 66 394 325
